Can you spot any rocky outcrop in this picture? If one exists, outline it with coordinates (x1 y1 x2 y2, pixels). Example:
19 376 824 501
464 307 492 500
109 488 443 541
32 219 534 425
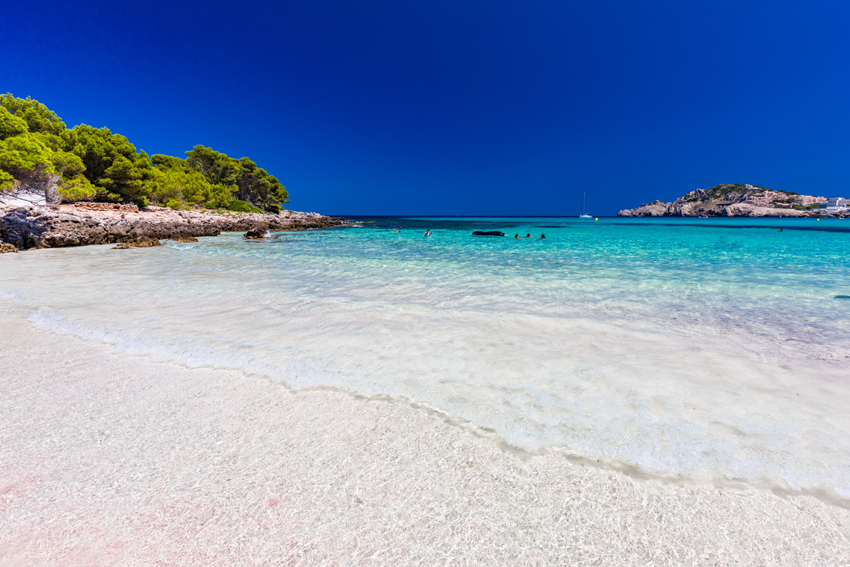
244 226 269 239
113 237 162 249
0 204 345 251
618 184 835 217
0 241 17 254
722 203 807 217
74 203 140 213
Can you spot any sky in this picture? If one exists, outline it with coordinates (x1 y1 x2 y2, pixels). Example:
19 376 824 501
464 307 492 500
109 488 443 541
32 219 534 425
2 0 849 216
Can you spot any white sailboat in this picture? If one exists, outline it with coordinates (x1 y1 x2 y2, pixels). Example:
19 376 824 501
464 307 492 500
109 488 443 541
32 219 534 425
579 192 592 219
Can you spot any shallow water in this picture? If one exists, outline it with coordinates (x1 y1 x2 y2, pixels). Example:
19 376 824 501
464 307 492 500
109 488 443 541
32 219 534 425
2 217 849 500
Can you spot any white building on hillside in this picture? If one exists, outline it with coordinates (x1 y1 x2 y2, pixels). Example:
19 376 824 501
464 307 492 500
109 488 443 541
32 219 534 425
821 197 849 213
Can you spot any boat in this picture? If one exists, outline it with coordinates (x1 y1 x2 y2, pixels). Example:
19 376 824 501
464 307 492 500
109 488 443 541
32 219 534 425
579 192 592 219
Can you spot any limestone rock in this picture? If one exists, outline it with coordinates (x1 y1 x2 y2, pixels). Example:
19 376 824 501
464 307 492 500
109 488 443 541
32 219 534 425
618 184 827 217
1 204 344 251
722 203 806 217
113 237 161 249
0 241 18 253
245 226 269 239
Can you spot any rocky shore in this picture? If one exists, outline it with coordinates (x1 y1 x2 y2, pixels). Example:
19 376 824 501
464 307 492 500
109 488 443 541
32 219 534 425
618 184 844 218
0 203 345 252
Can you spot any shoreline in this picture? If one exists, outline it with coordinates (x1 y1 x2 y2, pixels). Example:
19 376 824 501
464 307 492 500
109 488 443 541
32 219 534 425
0 203 345 251
1 306 849 565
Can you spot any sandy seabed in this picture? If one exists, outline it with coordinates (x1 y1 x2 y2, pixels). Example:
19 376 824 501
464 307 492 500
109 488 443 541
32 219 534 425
1 308 849 566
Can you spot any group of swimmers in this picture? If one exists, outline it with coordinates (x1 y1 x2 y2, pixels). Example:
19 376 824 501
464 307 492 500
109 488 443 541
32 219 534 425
417 229 545 239
515 233 545 239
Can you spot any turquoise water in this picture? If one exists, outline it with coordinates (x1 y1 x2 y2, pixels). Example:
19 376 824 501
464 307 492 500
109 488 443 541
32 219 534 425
2 216 849 500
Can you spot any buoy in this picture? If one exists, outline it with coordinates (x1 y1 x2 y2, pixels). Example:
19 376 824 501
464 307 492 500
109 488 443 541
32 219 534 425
595 217 598 221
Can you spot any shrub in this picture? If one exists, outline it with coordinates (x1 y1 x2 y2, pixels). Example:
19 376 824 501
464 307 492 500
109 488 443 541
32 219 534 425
226 198 261 213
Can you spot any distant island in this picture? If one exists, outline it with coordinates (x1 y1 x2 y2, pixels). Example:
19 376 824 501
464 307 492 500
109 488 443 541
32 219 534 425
618 184 848 218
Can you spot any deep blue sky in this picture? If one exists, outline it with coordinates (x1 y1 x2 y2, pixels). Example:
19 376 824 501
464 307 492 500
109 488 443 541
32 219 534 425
2 0 849 215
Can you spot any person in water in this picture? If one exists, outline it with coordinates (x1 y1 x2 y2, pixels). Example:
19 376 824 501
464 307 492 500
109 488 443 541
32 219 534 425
525 233 531 238
514 234 519 239
424 229 431 237
540 234 546 239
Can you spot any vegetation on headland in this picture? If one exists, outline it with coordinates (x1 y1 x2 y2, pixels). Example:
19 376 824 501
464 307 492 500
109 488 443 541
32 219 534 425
0 94 288 212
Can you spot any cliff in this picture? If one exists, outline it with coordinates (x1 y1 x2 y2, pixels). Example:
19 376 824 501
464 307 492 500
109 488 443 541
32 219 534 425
0 203 344 251
617 184 833 217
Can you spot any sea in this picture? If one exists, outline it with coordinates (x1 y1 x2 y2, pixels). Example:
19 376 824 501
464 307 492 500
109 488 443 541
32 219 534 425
2 216 849 502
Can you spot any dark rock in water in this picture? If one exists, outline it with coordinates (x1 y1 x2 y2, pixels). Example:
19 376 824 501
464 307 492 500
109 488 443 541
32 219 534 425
0 241 18 253
835 295 850 300
175 235 199 243
245 226 268 239
472 230 505 236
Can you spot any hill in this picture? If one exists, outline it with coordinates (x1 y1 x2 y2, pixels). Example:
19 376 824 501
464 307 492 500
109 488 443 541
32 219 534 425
617 184 829 217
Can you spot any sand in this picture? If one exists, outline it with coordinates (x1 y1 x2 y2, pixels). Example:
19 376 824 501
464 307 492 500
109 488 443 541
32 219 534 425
1 306 849 566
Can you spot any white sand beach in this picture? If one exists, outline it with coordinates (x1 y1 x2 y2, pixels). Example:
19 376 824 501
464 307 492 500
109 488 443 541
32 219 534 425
2 306 849 566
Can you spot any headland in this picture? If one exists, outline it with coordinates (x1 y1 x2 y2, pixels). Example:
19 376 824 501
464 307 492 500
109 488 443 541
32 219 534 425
618 183 848 217
0 203 343 252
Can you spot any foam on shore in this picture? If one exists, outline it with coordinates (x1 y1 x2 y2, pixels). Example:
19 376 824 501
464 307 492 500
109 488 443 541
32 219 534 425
1 308 849 566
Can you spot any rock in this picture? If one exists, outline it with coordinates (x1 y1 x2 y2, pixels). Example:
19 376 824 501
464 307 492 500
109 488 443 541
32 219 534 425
74 203 139 213
0 241 18 253
132 237 161 247
619 184 821 218
113 237 161 249
175 235 198 243
245 226 269 239
722 203 806 217
1 204 343 250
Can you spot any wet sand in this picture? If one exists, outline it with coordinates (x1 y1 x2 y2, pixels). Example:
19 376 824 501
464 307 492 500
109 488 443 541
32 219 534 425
1 307 849 566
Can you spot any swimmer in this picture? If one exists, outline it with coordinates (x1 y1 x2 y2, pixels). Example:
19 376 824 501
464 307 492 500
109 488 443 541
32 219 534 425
514 234 519 239
424 229 432 237
525 233 531 238
394 229 400 233
540 234 546 239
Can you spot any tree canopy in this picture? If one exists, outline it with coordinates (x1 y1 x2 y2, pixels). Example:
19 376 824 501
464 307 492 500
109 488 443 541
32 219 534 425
0 93 290 211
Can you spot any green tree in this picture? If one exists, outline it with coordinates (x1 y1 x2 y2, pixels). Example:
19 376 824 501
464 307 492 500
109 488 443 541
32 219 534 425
0 94 66 136
0 132 55 191
233 157 289 210
150 153 232 208
0 106 28 140
185 145 289 210
185 145 238 186
65 125 156 204
1 94 291 209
